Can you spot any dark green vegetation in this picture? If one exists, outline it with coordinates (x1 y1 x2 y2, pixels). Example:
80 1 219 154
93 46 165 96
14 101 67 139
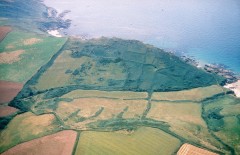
202 95 240 154
12 38 223 104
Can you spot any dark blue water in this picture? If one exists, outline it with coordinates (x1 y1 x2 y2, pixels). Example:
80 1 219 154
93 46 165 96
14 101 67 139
44 0 240 73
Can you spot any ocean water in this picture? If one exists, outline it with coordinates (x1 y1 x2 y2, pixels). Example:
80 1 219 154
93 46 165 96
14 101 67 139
44 0 240 73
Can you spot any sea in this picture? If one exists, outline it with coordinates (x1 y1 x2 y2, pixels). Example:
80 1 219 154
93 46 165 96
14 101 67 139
44 0 240 74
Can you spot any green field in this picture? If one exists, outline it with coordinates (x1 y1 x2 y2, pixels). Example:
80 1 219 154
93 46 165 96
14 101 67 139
0 28 67 83
0 112 60 153
151 85 226 102
62 89 148 100
75 127 181 155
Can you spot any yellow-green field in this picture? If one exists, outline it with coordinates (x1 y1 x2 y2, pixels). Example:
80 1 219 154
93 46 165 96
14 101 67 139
75 127 181 155
151 85 226 102
62 89 148 100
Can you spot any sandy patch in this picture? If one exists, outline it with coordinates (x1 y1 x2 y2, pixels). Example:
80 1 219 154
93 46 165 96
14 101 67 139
224 80 240 97
0 81 23 104
177 143 218 155
1 130 77 155
0 26 12 42
0 106 18 117
23 38 42 45
47 30 62 37
0 50 25 64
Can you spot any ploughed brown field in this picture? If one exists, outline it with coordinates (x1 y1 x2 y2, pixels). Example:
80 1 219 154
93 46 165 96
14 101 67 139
0 80 23 104
1 130 78 155
177 143 219 155
0 106 18 117
0 26 12 42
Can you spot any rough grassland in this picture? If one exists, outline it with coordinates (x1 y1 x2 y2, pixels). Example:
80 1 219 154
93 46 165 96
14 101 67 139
35 50 127 91
1 130 77 155
151 85 226 102
56 98 147 130
0 28 67 83
0 112 60 153
75 127 181 155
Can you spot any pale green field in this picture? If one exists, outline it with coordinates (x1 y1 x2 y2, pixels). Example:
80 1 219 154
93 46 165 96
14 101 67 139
0 112 60 153
0 28 67 83
62 89 148 99
75 127 181 155
151 85 225 102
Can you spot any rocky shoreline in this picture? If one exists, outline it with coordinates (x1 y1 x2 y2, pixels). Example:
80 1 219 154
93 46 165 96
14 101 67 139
38 6 71 36
181 56 239 83
181 55 240 98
